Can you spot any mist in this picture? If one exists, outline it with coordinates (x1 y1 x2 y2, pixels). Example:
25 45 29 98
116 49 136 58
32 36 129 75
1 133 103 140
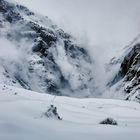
14 0 140 46
14 0 140 91
0 38 20 61
14 0 140 63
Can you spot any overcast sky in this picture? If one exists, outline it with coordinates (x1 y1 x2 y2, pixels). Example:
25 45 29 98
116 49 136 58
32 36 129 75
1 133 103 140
14 0 140 87
15 0 140 48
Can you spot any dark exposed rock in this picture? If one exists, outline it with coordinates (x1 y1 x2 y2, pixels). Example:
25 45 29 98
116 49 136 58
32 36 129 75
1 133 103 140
121 44 140 96
14 75 31 90
29 21 57 45
44 105 62 120
64 40 91 63
121 44 140 77
32 38 49 54
100 118 118 125
108 44 140 87
16 4 34 16
109 42 140 102
0 0 8 13
0 0 22 23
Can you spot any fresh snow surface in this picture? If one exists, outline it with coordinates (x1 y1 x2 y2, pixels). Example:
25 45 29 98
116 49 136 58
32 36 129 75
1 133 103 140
0 84 140 140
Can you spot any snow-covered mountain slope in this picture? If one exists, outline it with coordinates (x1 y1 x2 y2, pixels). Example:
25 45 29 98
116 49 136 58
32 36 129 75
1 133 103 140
107 35 140 102
0 0 96 97
0 84 140 140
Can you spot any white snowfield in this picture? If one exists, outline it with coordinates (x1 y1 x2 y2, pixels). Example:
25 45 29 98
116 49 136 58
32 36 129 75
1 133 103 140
0 84 140 140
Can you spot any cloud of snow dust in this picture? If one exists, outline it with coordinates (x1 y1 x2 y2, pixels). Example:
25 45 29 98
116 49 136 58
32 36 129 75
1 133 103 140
7 0 140 95
0 38 20 62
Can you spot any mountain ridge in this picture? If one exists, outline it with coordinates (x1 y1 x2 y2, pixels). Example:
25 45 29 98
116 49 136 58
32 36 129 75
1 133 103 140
0 0 96 97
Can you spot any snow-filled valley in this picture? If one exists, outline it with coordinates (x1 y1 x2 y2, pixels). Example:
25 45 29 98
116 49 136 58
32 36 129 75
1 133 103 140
0 84 140 140
0 0 140 139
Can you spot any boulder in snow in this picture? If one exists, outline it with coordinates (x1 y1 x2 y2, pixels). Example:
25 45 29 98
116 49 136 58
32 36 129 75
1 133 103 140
99 117 118 125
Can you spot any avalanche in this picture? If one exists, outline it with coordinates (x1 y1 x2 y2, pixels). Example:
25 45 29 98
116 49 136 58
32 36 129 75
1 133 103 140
0 0 96 97
0 0 140 139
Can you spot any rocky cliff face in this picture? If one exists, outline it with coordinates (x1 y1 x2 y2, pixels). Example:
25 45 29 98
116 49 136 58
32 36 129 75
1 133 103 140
108 38 140 102
0 0 96 97
121 44 140 102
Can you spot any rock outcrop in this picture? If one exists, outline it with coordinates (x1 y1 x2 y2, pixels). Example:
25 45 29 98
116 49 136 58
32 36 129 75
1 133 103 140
108 41 140 102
